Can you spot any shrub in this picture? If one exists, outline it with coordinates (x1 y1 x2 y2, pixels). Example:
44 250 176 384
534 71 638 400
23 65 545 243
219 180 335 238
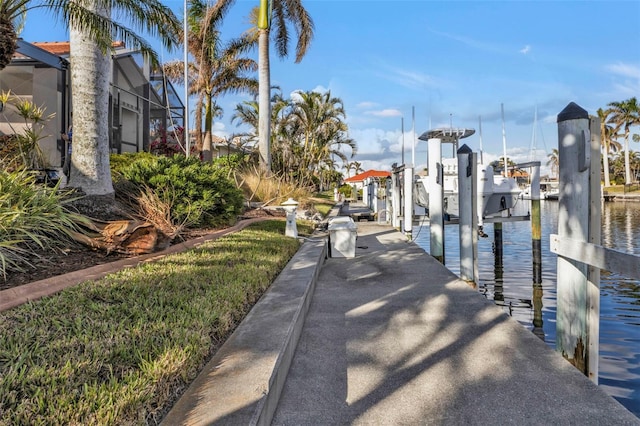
0 169 90 278
111 154 244 228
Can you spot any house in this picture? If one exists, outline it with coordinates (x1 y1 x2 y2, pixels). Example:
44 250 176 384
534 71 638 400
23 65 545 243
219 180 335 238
0 40 185 171
344 169 391 190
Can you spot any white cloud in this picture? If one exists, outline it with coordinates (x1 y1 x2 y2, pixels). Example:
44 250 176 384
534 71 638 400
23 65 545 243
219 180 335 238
605 62 640 98
365 109 403 118
520 45 531 54
606 62 640 79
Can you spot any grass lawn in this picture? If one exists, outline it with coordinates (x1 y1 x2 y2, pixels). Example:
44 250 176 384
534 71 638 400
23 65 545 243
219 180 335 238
0 219 316 425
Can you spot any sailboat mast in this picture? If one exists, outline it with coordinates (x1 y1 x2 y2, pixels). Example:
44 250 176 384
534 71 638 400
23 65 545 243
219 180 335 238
401 117 405 166
411 106 416 167
501 103 508 177
478 116 484 164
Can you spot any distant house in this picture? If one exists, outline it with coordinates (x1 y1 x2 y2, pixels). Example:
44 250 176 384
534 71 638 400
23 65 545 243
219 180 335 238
344 170 391 190
0 40 184 170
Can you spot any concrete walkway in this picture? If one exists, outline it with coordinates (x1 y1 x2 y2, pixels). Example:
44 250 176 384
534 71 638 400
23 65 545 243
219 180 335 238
272 221 639 425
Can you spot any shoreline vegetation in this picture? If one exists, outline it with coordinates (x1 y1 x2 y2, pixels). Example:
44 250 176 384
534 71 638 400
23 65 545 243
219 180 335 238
0 219 318 424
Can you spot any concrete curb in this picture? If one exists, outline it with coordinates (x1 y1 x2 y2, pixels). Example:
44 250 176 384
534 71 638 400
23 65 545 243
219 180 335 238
161 204 341 425
161 236 328 425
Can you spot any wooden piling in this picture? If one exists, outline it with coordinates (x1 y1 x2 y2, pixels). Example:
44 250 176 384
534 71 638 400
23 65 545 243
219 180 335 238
428 138 444 263
403 167 414 238
555 102 601 380
457 145 477 284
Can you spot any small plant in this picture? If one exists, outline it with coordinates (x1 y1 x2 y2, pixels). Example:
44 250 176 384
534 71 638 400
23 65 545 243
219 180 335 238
0 90 54 171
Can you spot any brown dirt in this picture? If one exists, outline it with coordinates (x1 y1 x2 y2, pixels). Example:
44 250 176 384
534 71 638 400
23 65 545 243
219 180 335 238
0 208 285 292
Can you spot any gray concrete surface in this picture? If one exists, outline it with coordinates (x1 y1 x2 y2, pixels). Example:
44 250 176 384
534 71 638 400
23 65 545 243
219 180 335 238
272 221 640 425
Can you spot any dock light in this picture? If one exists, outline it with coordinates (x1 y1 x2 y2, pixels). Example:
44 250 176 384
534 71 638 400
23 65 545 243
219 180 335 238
282 198 299 238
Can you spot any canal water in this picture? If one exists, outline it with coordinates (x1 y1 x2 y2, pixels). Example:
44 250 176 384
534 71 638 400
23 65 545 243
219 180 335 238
412 200 640 418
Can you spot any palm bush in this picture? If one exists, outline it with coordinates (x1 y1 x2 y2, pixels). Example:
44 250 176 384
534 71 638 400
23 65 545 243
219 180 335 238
111 153 244 228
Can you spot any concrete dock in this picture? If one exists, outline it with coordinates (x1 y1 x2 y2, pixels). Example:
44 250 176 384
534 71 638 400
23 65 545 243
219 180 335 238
164 206 640 425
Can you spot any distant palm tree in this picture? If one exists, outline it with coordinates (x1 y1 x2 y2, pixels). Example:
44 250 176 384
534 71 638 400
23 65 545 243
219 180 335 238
287 90 356 186
163 0 257 162
608 97 640 184
597 108 616 187
546 149 559 179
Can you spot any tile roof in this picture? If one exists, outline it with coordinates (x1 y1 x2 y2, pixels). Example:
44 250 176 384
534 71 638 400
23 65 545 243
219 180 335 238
344 170 391 183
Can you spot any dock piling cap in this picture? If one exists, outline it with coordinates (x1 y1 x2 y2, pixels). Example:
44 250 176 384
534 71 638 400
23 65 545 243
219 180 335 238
418 128 475 142
557 102 588 123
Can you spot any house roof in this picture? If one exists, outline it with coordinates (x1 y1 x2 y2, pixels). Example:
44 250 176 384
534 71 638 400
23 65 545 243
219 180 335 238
344 170 391 183
33 41 126 56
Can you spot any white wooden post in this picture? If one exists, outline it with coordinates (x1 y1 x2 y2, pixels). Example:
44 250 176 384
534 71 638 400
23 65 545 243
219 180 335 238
555 102 600 380
391 170 401 229
457 145 477 283
403 167 414 238
587 115 602 383
428 138 444 263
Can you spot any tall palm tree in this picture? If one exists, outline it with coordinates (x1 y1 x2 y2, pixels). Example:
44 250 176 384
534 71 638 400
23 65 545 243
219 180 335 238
164 0 257 163
254 0 314 173
1 0 181 198
597 107 617 187
608 97 640 184
547 149 559 179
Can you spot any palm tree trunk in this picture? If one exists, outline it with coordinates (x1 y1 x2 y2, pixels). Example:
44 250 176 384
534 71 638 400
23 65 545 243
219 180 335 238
202 93 213 162
624 131 632 184
258 29 271 173
69 2 114 197
603 142 611 187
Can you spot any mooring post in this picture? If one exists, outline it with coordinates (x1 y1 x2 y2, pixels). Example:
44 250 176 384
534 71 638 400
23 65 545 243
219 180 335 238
457 145 478 284
385 178 393 224
587 115 602 383
556 102 601 381
403 166 414 238
391 169 401 229
531 163 542 284
428 137 445 263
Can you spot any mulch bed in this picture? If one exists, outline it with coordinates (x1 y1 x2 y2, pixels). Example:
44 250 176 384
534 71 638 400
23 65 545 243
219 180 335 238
0 208 286 292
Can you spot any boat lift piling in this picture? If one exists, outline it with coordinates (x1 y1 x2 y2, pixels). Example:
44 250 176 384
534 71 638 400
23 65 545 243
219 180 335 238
457 145 479 284
427 136 445 263
554 102 601 381
420 128 476 264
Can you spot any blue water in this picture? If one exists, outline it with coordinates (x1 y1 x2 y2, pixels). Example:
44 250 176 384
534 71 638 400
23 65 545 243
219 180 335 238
412 200 640 417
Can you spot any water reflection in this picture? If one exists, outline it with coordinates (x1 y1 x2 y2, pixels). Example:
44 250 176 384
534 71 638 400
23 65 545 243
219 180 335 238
413 200 640 417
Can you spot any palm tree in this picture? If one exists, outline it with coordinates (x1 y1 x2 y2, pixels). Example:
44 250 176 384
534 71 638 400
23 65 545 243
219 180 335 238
1 0 181 199
254 0 314 173
608 97 640 184
597 108 617 187
0 0 26 69
546 149 559 179
163 0 258 163
286 90 356 187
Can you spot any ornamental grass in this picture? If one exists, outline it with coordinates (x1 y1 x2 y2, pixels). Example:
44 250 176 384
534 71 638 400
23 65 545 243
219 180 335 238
0 220 315 425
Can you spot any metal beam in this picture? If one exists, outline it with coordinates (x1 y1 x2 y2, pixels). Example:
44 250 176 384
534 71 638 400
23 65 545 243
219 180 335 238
16 39 68 70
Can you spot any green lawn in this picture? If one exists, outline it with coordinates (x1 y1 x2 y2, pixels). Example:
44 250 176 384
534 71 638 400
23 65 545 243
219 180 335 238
0 220 315 425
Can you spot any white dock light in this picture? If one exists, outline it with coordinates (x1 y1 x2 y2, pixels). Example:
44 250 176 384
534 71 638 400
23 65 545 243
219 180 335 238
282 198 299 238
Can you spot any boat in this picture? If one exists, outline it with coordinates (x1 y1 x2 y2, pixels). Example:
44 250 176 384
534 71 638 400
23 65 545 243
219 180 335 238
414 109 521 223
519 180 560 200
414 156 521 222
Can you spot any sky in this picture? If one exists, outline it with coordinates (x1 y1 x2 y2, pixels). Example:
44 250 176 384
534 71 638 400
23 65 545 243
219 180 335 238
20 0 640 176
